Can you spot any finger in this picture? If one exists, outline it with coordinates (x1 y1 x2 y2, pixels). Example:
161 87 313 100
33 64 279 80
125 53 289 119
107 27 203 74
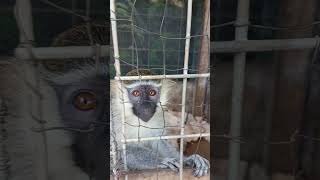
203 157 210 168
160 158 180 172
203 168 208 176
166 161 179 172
171 160 180 171
193 167 202 177
157 164 167 169
192 155 203 170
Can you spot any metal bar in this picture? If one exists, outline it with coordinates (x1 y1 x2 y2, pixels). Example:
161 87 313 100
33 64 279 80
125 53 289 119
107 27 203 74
121 133 210 143
227 0 250 180
85 0 93 46
262 61 276 178
193 0 210 117
110 1 128 180
211 38 319 53
71 0 77 25
13 37 320 60
110 1 121 76
180 0 193 179
115 73 210 81
110 116 119 179
14 1 49 180
0 7 106 14
14 46 110 60
14 0 34 45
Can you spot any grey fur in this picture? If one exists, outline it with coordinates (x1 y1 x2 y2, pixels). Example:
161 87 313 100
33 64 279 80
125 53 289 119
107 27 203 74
1 59 209 179
0 59 90 180
110 79 210 177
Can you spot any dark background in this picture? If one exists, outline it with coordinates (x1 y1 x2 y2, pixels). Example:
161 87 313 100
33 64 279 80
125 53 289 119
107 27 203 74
212 0 320 179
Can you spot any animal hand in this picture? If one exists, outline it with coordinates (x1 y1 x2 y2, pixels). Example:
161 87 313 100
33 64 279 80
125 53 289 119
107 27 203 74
184 154 210 177
157 157 180 172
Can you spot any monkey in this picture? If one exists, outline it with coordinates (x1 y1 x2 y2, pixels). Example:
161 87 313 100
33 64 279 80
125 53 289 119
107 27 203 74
0 22 113 180
0 2 208 177
47 63 109 179
164 110 210 151
1 57 209 179
0 59 98 180
110 69 210 177
3 61 110 180
164 79 210 150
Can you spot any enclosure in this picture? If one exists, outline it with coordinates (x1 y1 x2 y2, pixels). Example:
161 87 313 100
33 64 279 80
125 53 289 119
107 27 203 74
1 0 211 180
110 0 210 179
1 0 320 180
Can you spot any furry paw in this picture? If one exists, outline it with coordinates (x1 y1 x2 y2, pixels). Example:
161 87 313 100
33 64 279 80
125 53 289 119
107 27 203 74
184 154 210 177
157 157 180 172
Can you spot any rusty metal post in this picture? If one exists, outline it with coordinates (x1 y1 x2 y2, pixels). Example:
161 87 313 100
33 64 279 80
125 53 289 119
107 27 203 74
227 0 250 180
193 0 210 117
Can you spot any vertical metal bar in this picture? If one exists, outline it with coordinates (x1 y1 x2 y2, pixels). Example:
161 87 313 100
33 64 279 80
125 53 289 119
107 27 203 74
262 60 277 179
110 1 128 180
14 0 34 45
34 53 49 180
177 7 184 74
71 0 77 25
227 0 250 180
193 0 210 117
147 9 150 69
110 117 119 179
85 0 93 45
14 1 49 180
110 0 121 77
180 0 193 179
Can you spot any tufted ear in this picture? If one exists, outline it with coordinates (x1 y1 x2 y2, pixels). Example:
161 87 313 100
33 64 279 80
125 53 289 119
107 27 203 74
159 79 177 106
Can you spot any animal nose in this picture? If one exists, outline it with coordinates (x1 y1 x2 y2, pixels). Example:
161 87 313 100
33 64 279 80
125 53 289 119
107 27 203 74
143 108 152 114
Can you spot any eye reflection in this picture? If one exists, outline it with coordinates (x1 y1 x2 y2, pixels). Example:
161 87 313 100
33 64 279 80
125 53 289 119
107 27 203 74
73 91 97 111
148 89 157 96
132 90 140 97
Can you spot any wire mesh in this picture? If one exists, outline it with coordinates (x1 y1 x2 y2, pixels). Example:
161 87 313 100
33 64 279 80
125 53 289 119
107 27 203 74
110 0 210 179
13 0 210 179
8 0 320 179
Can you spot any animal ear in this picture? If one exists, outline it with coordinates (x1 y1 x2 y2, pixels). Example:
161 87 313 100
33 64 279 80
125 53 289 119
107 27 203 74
161 79 176 90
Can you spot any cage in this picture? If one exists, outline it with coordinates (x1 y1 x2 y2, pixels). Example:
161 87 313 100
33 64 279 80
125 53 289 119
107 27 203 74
0 0 211 180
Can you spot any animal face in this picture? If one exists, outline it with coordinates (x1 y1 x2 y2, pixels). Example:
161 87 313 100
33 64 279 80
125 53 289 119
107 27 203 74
55 75 108 129
53 74 109 178
126 84 160 122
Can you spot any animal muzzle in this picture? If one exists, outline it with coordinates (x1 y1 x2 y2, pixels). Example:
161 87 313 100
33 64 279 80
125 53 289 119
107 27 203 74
132 102 157 122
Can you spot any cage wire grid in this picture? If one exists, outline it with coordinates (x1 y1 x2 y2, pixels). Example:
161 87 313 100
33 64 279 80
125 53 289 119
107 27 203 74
10 0 320 179
110 0 210 179
11 0 320 179
6 0 211 179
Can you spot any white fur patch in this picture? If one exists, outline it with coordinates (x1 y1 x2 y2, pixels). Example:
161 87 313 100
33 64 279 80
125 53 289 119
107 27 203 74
124 80 162 89
46 63 108 86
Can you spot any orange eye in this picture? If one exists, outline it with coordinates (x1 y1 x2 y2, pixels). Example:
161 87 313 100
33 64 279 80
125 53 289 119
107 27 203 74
132 90 140 97
73 92 97 111
149 90 157 96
